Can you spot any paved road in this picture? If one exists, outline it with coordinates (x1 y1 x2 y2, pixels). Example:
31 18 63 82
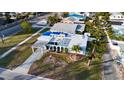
0 25 21 38
0 67 50 80
0 13 52 39
103 51 119 80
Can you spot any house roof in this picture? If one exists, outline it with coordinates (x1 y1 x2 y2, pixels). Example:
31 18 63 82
67 33 89 55
37 35 52 42
76 24 86 31
65 17 79 22
50 23 78 34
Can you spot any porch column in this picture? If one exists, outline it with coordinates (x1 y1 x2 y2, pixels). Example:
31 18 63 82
56 46 57 52
31 46 34 53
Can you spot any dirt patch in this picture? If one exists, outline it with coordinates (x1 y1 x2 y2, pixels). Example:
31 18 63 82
28 52 84 79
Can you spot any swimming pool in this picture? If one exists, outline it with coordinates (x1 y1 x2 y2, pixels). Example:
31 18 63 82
68 13 86 20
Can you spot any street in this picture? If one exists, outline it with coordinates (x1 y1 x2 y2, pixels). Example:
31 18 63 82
0 67 50 80
0 13 52 39
0 25 21 38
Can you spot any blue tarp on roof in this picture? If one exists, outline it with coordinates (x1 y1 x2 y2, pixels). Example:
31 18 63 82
42 31 51 36
42 31 68 37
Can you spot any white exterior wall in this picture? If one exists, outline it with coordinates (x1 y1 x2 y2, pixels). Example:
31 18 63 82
110 15 124 20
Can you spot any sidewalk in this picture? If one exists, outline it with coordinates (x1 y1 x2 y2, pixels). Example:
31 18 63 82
102 52 119 80
13 48 45 74
0 26 48 59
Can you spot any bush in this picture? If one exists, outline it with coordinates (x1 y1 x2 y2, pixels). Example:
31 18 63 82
20 21 32 33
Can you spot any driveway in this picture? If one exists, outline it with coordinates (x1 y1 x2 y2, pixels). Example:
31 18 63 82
13 48 45 74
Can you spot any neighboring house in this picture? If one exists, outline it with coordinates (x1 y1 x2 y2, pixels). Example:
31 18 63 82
50 23 85 34
110 12 124 20
50 23 78 34
109 12 124 25
62 17 84 24
68 12 86 20
32 19 47 28
68 12 95 19
112 25 124 35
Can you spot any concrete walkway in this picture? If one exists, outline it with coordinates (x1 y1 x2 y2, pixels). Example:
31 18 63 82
103 52 119 80
13 48 45 74
0 67 50 80
0 26 48 59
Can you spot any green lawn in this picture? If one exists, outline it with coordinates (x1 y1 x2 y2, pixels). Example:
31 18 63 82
0 27 50 69
0 35 39 69
0 28 49 56
0 32 31 55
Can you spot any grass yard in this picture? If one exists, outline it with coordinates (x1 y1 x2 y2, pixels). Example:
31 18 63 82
0 27 49 56
28 52 102 80
0 34 39 70
0 27 50 70
0 32 31 55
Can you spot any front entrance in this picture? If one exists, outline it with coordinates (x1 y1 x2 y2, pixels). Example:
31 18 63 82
57 47 60 53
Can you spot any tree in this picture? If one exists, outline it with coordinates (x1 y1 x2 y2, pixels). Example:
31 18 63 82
63 12 69 17
72 45 81 61
72 45 81 53
48 15 61 26
5 13 11 23
20 21 32 33
121 12 124 15
85 12 111 66
87 43 95 66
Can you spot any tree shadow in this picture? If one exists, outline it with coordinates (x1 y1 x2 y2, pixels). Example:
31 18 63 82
0 49 20 68
0 45 16 56
91 58 115 66
75 69 91 80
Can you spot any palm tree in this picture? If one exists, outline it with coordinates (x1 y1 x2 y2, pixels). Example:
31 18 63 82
72 45 81 61
72 45 80 53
